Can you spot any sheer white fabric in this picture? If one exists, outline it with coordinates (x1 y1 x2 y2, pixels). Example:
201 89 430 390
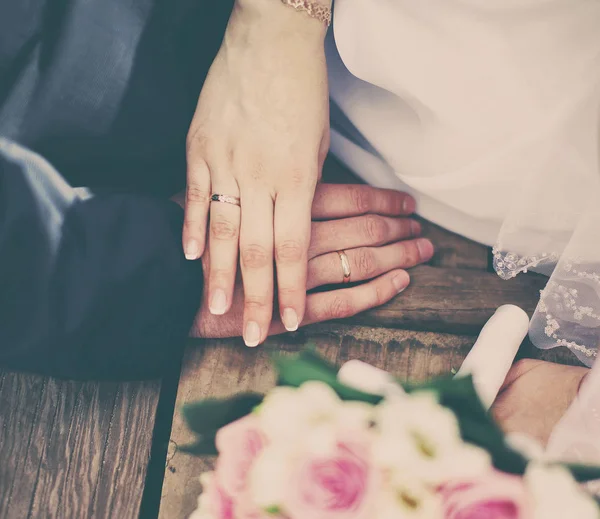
547 360 600 494
327 0 600 365
492 79 600 366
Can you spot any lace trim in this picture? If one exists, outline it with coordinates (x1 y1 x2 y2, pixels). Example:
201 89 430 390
538 282 599 359
492 248 559 280
493 249 598 360
563 261 600 285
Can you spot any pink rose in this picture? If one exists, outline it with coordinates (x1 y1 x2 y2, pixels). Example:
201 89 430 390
215 415 267 499
282 442 377 519
440 470 531 519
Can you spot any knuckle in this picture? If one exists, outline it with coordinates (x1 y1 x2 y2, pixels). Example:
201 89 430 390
402 242 422 265
244 295 270 311
249 161 265 182
288 167 308 188
209 267 232 284
350 186 372 214
186 129 208 153
275 240 305 263
355 249 377 278
364 215 387 243
373 284 387 306
186 183 210 204
329 296 353 320
211 216 238 241
277 285 302 300
241 244 271 269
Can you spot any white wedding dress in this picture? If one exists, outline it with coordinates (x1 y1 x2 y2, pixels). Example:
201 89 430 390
327 0 600 467
327 0 600 367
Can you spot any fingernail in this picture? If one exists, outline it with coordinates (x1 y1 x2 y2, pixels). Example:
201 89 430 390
392 271 409 292
282 308 299 332
185 239 200 260
403 197 416 213
209 289 227 315
416 238 434 261
410 220 422 235
417 238 434 261
244 321 261 347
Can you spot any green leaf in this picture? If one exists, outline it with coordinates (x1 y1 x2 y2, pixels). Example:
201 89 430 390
182 393 263 436
272 349 382 404
180 393 264 456
565 463 600 483
179 436 219 456
406 375 528 474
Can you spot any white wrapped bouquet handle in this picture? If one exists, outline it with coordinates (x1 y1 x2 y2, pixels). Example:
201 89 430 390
455 304 530 409
338 305 529 407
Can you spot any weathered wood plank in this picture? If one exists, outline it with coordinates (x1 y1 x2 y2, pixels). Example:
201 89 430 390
420 220 489 270
352 265 547 335
158 326 476 519
0 371 160 519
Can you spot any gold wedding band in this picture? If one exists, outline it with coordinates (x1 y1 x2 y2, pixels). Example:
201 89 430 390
337 250 352 284
210 194 241 207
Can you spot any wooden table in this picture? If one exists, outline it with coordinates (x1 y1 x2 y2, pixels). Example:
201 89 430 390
156 222 576 519
0 168 578 519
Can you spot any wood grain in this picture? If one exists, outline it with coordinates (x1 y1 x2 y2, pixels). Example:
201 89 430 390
420 220 489 270
158 326 476 519
0 371 160 519
351 265 547 335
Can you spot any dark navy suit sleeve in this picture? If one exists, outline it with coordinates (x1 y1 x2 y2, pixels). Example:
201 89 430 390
0 139 203 380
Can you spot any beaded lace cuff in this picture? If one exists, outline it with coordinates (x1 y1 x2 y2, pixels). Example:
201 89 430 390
281 0 332 27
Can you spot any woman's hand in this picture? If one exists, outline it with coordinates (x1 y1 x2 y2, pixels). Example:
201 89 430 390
190 184 432 340
492 359 589 446
183 0 331 347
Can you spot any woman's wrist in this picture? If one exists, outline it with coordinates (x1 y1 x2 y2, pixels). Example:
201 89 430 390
232 0 331 39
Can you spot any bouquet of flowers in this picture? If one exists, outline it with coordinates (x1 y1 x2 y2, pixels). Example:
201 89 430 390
182 349 600 519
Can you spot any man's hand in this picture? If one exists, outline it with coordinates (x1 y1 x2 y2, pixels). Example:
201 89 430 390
189 184 433 340
492 359 589 446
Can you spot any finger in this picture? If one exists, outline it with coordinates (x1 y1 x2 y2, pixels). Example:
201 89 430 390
207 177 241 316
183 153 211 260
239 190 275 347
302 269 410 326
274 191 312 332
311 184 416 220
307 239 434 289
309 215 421 258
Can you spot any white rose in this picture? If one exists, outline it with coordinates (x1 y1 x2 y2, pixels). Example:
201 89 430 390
257 382 341 454
378 475 442 519
526 463 600 519
257 382 376 455
373 392 490 485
